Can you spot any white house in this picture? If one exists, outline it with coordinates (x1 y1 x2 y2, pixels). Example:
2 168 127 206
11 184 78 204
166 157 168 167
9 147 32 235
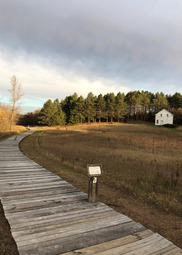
155 109 174 125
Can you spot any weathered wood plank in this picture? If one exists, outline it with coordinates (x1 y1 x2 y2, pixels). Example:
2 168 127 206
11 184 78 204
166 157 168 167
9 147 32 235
61 230 153 255
150 244 182 254
3 193 87 213
12 211 119 237
93 233 171 255
0 180 68 191
17 222 146 255
2 193 87 210
0 173 57 180
3 191 87 208
2 186 78 201
5 201 102 219
0 182 71 195
10 206 115 229
14 216 136 246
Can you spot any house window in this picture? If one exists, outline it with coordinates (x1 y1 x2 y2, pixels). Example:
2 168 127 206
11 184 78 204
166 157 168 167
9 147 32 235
167 114 168 117
160 114 162 117
157 120 159 124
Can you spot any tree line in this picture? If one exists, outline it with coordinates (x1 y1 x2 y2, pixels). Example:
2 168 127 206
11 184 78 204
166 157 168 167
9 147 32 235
18 91 182 126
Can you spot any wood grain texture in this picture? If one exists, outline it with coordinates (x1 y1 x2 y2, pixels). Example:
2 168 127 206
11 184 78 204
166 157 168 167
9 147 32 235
0 131 181 255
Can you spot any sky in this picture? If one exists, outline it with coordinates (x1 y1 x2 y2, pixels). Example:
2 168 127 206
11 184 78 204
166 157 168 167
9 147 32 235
0 0 182 112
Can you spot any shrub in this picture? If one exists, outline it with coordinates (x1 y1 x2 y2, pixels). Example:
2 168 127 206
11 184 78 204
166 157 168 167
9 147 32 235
163 124 178 128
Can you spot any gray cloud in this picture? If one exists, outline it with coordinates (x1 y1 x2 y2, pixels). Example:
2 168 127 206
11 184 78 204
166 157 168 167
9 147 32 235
0 0 182 96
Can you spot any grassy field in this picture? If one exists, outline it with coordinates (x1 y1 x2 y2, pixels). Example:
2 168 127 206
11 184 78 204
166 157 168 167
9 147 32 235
0 125 27 141
20 122 182 216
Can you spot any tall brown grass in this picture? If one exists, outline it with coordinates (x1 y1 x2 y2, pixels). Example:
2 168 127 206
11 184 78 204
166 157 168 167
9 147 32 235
0 125 26 141
20 123 182 216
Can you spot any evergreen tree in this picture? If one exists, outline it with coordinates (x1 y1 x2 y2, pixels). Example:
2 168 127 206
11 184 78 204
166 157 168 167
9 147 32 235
125 91 133 118
76 96 85 123
140 91 151 120
167 92 182 109
38 99 57 126
69 95 85 124
96 94 106 122
153 92 168 113
61 93 78 124
85 92 96 122
38 99 65 126
68 93 79 124
124 91 140 119
53 99 66 125
115 92 127 122
104 93 115 122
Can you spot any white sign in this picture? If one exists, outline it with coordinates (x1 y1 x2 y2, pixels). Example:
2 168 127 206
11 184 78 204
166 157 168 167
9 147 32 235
87 164 103 177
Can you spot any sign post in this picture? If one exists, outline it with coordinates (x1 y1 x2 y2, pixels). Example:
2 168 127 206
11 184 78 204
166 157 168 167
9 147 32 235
87 164 103 203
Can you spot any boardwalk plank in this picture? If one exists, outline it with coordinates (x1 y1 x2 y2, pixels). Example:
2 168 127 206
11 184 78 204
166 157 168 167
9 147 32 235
61 230 153 255
11 207 116 230
5 201 103 219
2 187 79 201
12 211 119 237
151 244 182 254
18 222 146 255
94 234 171 255
14 214 133 245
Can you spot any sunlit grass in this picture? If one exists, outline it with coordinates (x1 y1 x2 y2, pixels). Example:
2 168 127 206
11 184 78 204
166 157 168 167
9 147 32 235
20 123 182 216
0 125 26 141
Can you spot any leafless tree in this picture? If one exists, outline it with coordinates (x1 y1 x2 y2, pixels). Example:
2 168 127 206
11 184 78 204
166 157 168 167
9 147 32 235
9 75 24 130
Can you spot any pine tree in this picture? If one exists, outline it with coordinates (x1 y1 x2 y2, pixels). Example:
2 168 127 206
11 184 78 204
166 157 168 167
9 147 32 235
104 93 115 122
62 93 78 124
85 92 96 122
96 94 106 122
38 99 57 126
140 91 151 120
53 99 66 125
153 92 168 113
74 96 85 123
115 92 127 122
167 92 182 109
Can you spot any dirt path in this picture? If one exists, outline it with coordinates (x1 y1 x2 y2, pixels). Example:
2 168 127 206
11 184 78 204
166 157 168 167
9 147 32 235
0 202 19 255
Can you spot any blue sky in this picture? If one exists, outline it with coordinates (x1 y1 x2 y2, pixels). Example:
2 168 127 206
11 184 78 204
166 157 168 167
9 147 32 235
0 0 182 112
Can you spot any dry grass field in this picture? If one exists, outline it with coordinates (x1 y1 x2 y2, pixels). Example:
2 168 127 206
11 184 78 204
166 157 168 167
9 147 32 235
21 122 182 216
0 125 26 141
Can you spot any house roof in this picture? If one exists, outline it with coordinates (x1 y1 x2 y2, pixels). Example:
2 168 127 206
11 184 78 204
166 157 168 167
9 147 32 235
155 109 174 116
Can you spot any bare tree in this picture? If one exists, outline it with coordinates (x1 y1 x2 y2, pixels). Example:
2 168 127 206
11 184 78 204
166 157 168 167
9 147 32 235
9 75 24 130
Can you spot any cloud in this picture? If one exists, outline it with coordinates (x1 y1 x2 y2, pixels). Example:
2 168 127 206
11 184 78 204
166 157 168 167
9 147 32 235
0 45 131 112
0 0 182 112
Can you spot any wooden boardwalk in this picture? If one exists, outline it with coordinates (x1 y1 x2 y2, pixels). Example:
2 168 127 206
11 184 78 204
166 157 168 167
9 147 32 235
0 131 182 255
